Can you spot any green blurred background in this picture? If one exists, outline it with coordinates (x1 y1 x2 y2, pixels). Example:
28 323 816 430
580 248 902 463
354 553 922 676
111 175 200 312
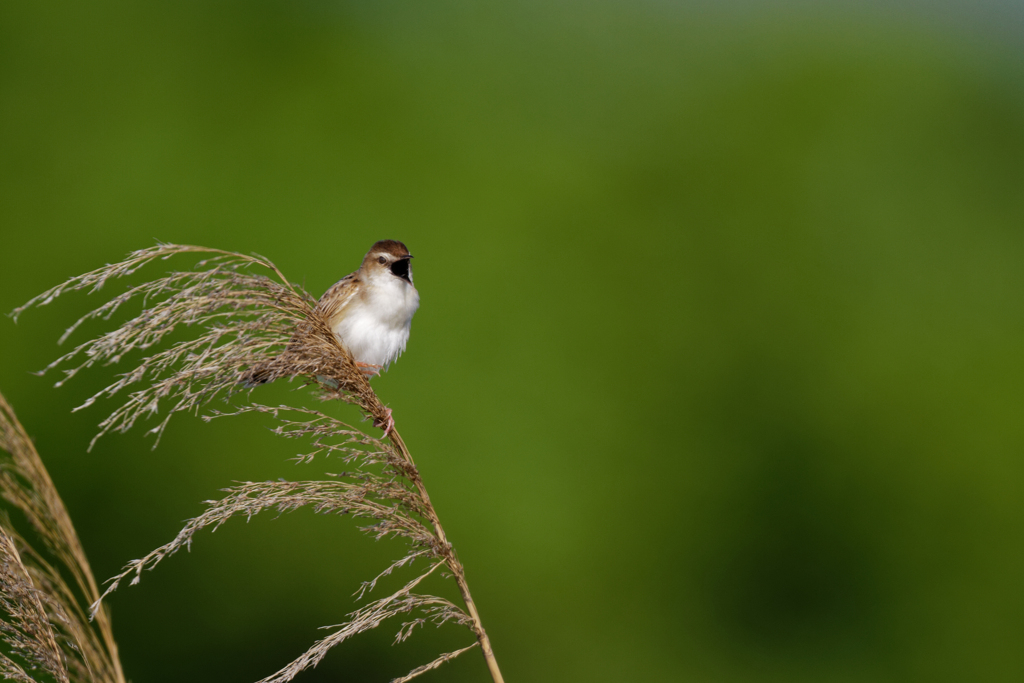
2 1 1024 681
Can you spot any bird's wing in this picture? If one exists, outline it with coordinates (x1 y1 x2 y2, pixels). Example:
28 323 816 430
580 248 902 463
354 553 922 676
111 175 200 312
315 273 361 325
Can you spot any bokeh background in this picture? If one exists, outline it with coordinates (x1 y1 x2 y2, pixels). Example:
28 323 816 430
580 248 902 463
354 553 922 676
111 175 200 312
2 1 1024 681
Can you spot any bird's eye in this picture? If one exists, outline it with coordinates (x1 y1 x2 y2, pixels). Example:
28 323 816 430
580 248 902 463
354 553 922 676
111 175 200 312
377 256 387 265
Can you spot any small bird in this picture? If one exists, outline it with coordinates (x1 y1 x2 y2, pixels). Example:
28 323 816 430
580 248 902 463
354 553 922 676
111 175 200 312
315 239 419 435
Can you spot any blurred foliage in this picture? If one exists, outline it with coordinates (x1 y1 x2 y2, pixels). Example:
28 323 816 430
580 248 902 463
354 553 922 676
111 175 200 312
2 1 1023 681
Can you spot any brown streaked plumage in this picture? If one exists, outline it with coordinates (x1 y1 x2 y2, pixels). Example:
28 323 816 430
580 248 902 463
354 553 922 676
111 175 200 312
314 240 418 369
362 239 411 261
316 240 419 435
315 240 413 322
246 240 419 412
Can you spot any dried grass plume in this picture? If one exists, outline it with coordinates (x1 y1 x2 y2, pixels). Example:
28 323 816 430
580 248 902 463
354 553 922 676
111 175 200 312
0 391 125 683
12 244 504 683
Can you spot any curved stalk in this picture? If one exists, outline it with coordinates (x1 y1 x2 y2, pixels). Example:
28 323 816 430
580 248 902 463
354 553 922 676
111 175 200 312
387 428 504 683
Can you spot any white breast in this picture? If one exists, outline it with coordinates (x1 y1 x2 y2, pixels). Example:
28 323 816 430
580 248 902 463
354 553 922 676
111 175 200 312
332 276 419 369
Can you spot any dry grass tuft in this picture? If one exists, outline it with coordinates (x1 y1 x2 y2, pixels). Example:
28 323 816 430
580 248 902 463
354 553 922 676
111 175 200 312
12 244 385 449
0 391 125 683
13 244 504 683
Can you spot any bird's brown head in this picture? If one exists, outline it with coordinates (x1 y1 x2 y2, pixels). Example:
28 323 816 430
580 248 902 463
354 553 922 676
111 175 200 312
363 240 414 284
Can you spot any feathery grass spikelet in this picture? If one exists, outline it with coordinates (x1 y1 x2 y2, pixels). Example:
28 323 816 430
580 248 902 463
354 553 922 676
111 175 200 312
0 391 125 683
14 244 503 683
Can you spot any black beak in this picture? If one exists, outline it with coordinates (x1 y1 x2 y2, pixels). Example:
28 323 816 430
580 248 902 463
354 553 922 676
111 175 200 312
389 257 412 283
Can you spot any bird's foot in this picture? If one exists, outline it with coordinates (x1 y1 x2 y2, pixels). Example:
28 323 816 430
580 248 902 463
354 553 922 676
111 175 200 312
374 407 395 439
355 362 383 377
